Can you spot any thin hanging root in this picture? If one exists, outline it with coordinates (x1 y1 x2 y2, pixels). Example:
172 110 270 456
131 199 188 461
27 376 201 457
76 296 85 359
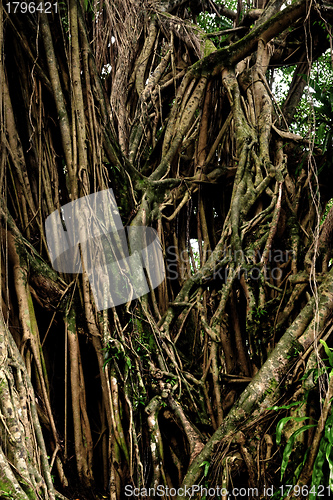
145 396 165 488
65 307 93 487
168 395 204 464
236 432 257 489
7 232 60 452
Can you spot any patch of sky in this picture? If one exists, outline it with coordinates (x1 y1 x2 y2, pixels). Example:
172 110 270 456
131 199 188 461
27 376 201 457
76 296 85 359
101 64 112 79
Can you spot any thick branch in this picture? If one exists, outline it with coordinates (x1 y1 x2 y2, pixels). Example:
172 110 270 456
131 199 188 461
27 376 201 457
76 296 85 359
189 0 307 76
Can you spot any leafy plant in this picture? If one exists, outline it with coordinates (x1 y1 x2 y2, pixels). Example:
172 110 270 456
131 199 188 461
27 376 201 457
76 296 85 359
280 424 316 480
309 413 333 499
272 340 333 497
321 198 333 225
200 460 210 477
253 307 267 320
199 461 212 500
308 344 333 496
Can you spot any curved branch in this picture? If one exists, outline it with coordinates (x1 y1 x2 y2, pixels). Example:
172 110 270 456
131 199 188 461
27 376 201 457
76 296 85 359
189 0 307 76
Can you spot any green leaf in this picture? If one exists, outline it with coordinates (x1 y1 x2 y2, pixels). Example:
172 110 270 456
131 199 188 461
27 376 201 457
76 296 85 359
280 425 316 480
330 466 333 494
200 461 210 477
320 340 333 367
103 357 112 369
268 401 305 412
326 442 333 469
294 448 309 480
325 414 333 444
126 357 132 369
310 437 327 499
276 416 311 446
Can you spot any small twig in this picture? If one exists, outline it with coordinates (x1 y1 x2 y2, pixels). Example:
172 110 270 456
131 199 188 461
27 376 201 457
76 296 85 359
202 26 247 37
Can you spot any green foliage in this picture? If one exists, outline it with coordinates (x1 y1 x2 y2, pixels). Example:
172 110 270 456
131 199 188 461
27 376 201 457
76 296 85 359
190 239 201 273
269 401 306 412
83 0 96 16
269 397 311 486
272 64 296 106
196 0 234 48
253 307 267 321
296 53 333 141
310 413 333 499
197 12 232 34
132 391 146 411
200 460 210 477
320 339 333 367
308 79 333 153
308 342 333 496
275 416 310 446
272 51 333 143
269 398 313 498
199 461 213 500
134 317 156 353
102 342 132 370
58 1 69 32
321 198 333 225
272 342 333 497
280 424 316 480
286 344 302 359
